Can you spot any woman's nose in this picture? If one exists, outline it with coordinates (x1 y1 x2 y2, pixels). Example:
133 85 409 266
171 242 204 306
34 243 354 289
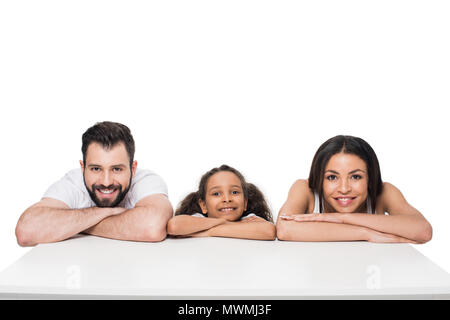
338 178 351 193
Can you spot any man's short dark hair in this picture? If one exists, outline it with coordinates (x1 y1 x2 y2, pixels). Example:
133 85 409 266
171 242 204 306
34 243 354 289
81 121 135 166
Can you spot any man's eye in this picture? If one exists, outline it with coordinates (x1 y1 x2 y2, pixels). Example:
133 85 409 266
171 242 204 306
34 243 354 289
91 167 100 172
113 167 122 172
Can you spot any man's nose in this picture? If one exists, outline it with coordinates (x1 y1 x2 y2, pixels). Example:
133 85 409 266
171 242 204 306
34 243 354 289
100 171 113 186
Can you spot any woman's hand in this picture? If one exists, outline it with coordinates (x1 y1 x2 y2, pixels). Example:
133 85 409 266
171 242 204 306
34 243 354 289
280 213 344 224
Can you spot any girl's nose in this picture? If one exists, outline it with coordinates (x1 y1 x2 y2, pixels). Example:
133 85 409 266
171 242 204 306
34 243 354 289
222 193 231 202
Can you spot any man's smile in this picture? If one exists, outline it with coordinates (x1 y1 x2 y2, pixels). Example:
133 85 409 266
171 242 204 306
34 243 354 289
96 188 118 197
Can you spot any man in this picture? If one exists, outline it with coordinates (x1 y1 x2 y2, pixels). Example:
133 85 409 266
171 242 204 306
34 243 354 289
15 121 173 246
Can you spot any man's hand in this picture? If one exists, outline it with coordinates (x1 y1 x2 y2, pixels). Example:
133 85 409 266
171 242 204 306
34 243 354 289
109 207 128 215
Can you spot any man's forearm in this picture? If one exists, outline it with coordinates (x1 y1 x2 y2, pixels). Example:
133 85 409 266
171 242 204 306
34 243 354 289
15 206 119 246
83 205 171 242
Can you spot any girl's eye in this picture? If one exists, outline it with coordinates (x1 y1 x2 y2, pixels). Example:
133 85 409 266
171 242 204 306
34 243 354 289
326 175 337 181
212 192 220 196
231 190 240 195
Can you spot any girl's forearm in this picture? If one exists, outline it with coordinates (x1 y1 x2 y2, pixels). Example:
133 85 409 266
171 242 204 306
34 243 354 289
167 215 226 235
209 221 276 240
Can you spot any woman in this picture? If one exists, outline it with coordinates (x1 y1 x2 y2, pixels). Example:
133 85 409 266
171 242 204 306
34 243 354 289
168 164 276 240
276 135 432 243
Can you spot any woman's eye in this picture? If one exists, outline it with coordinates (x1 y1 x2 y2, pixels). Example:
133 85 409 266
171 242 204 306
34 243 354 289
326 175 337 181
351 174 362 180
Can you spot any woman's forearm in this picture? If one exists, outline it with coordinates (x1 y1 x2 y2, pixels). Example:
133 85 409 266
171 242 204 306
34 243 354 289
276 219 369 242
341 213 432 243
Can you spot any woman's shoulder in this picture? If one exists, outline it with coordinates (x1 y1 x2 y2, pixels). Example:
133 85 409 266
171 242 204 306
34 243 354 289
376 182 405 212
289 179 314 196
286 179 315 212
290 179 310 190
379 182 402 198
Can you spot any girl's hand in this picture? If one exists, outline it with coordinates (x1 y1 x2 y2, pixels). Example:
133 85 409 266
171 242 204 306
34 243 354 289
280 213 344 224
189 229 211 238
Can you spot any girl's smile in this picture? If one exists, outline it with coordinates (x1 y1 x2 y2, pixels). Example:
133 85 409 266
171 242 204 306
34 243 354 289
199 171 247 221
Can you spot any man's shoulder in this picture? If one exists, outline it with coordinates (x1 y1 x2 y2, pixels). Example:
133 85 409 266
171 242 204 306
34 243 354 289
59 168 86 190
132 168 165 184
64 168 83 179
133 168 158 178
43 168 92 209
124 168 168 208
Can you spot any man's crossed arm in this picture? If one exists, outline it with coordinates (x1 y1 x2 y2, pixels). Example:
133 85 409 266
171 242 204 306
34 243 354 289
15 194 173 246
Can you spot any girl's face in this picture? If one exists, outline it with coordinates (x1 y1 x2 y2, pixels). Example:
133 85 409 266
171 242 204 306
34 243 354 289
322 152 369 213
199 171 247 221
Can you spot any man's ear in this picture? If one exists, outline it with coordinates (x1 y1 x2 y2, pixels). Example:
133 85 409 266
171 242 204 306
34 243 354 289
80 160 85 173
131 160 138 177
198 199 207 214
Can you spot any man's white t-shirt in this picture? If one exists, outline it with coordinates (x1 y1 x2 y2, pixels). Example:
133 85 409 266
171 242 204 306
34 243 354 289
42 168 168 209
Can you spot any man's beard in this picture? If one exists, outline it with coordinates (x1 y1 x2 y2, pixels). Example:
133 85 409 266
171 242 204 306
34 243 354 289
84 177 132 208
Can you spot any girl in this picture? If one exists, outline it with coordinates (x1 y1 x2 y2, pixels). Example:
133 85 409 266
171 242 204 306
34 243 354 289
168 165 276 240
276 135 432 243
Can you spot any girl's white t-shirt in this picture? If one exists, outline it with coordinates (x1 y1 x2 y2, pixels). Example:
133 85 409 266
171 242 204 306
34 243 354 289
191 213 257 220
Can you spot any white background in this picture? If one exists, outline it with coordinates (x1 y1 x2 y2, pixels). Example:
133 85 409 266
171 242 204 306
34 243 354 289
1 1 449 275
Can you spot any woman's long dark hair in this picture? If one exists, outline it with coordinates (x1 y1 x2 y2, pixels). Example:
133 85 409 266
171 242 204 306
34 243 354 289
175 164 273 222
308 135 383 213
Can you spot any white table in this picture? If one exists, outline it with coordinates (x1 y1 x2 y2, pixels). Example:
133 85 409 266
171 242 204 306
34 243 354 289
0 235 449 299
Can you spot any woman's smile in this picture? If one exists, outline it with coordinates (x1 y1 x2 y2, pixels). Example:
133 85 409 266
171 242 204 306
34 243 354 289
323 153 368 213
